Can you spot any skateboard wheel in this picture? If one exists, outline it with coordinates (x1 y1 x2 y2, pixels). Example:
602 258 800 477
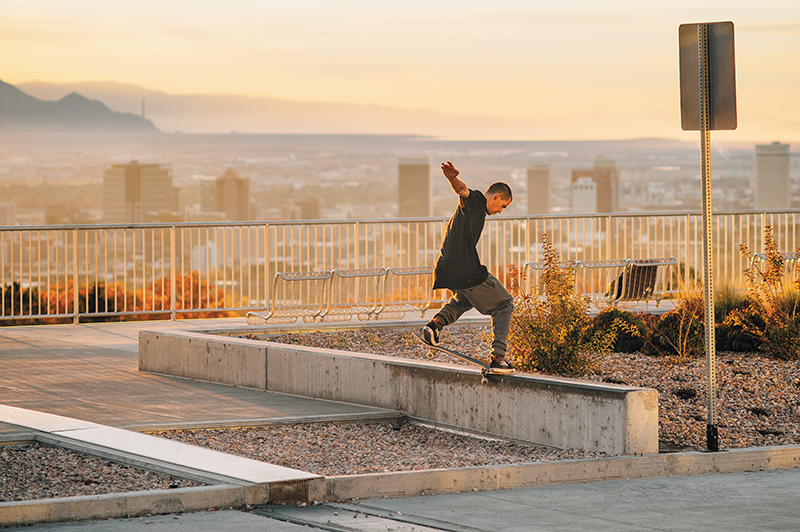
481 376 488 385
426 348 435 359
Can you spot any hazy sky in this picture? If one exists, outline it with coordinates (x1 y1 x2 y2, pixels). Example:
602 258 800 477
3 0 799 141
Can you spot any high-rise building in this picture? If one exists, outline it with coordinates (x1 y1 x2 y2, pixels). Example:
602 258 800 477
216 169 250 221
103 160 175 223
572 177 598 214
592 156 619 212
572 168 612 213
527 164 551 215
398 157 432 218
755 142 791 210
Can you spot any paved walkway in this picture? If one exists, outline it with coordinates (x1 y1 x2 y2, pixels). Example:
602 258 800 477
2 316 799 531
8 468 800 531
0 318 400 434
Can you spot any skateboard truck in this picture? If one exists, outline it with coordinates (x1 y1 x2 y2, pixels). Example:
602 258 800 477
414 332 512 384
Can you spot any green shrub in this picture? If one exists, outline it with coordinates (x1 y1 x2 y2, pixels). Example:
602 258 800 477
640 291 705 362
714 283 748 323
586 308 647 353
507 234 632 377
733 225 800 360
717 307 765 352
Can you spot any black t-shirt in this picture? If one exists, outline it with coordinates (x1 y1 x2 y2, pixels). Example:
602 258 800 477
432 189 489 290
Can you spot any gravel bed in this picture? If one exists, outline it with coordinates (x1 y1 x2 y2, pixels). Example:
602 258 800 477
256 325 800 451
154 420 603 477
0 442 202 503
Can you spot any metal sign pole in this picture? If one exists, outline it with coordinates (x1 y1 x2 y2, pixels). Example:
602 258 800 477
698 23 719 452
680 20 734 451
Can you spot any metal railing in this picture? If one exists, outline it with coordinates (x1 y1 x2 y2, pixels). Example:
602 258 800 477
2 210 799 323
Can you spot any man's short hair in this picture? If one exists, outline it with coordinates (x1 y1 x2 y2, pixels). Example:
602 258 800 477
487 182 512 201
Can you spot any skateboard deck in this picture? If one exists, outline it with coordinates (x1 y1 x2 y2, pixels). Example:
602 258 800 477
412 332 513 384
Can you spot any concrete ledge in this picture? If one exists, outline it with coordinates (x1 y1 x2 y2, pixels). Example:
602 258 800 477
139 330 268 389
139 329 658 455
312 444 800 502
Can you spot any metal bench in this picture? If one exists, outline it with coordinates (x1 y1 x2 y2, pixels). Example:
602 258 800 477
597 257 677 308
326 267 386 321
378 266 434 319
246 270 332 324
521 261 576 297
752 252 800 283
247 266 436 323
575 259 628 305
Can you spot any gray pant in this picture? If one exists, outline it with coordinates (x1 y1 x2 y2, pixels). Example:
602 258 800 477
433 272 514 359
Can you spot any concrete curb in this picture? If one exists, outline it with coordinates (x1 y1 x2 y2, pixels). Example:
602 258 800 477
0 485 251 529
3 444 799 528
312 444 800 502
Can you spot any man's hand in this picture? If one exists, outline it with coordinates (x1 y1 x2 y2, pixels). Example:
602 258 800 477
441 161 469 197
441 161 459 180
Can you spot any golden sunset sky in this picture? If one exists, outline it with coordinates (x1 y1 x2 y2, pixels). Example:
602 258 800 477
2 0 798 141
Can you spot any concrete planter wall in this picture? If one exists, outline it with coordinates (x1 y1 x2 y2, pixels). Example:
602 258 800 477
139 329 658 456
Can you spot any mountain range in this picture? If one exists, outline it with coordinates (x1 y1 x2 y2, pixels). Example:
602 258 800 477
0 79 159 133
15 80 532 137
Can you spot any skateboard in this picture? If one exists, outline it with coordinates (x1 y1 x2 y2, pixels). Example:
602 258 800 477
412 332 514 384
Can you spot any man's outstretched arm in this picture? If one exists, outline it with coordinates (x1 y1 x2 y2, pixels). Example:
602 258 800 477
441 161 469 198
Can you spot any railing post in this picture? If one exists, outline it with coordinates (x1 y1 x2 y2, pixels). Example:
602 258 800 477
170 226 176 321
72 228 79 324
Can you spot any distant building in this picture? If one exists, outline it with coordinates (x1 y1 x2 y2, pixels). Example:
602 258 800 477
398 157 432 218
527 164 551 215
572 177 598 214
592 156 619 212
755 142 791 210
571 156 618 213
103 160 176 223
215 169 250 221
198 176 218 213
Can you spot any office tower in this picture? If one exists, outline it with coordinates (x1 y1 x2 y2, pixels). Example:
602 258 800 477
755 142 791 210
103 160 174 223
527 164 551 215
592 155 619 212
216 169 250 221
572 166 612 213
572 177 598 214
198 176 218 213
398 157 432 218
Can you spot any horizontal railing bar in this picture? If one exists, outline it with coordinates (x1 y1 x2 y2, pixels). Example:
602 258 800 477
2 208 800 232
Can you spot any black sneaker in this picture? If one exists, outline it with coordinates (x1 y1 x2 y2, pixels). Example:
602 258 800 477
422 321 440 346
489 357 515 374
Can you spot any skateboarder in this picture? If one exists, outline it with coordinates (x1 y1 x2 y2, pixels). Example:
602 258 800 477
422 161 515 372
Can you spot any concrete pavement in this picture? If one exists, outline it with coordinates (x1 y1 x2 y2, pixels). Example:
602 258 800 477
7 468 800 531
2 316 800 531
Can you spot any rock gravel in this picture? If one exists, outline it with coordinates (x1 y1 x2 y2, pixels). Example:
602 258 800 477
257 324 800 451
0 442 202 503
154 420 603 477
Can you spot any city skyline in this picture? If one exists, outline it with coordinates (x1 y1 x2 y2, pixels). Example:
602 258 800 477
2 1 798 141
